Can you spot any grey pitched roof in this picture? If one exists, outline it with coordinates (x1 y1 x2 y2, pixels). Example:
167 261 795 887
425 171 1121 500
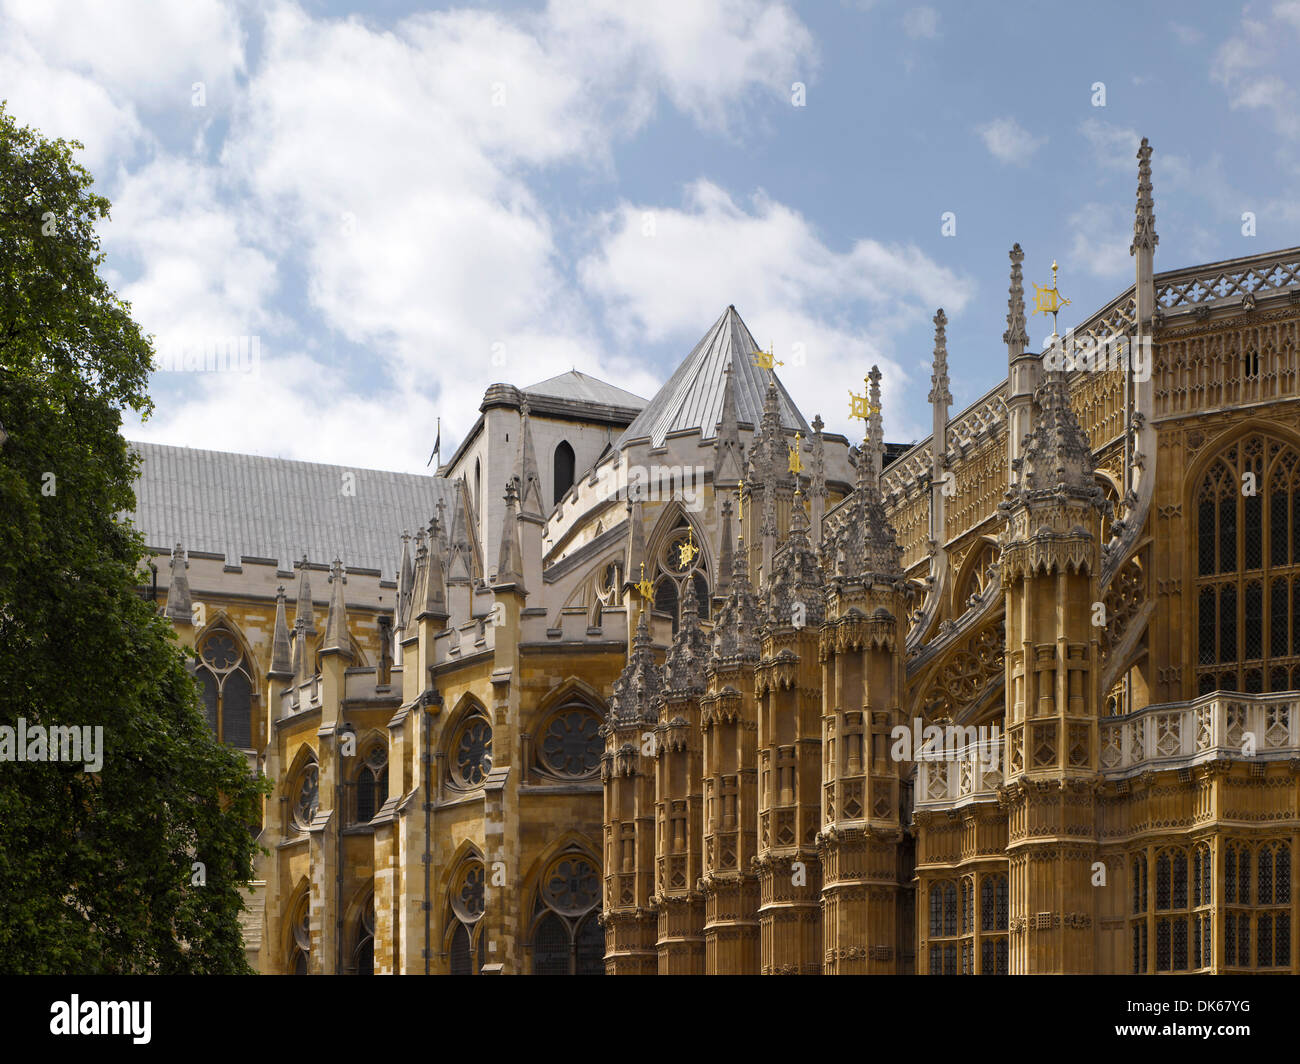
128 441 457 579
525 369 646 409
616 305 810 449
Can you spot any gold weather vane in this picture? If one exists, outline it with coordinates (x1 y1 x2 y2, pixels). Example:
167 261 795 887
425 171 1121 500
677 526 699 569
788 431 803 475
635 562 654 612
848 377 879 431
751 344 783 376
1032 260 1071 336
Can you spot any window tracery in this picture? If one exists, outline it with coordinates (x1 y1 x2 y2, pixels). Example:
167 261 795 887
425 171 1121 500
530 852 603 975
1196 437 1300 694
196 627 254 748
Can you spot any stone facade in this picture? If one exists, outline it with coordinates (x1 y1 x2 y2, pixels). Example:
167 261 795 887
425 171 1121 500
141 138 1300 974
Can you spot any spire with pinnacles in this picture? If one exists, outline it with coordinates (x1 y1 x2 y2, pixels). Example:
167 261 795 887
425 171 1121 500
295 554 316 635
714 358 744 486
764 487 824 631
270 584 292 676
663 568 709 700
608 607 664 727
711 517 761 663
929 309 951 408
395 530 414 633
495 478 525 591
835 366 903 583
321 557 352 658
517 394 544 517
1004 243 1029 355
1130 137 1158 257
419 517 449 620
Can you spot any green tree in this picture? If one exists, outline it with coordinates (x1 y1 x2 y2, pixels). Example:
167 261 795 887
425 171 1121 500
0 102 268 974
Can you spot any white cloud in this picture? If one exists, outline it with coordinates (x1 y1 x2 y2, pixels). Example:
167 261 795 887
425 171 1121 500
0 0 821 473
977 116 1045 165
1079 117 1141 172
902 6 939 39
1169 21 1204 46
2 0 245 110
1211 7 1300 139
1066 202 1132 283
578 180 974 442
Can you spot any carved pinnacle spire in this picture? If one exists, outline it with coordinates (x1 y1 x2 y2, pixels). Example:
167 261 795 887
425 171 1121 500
517 394 544 517
929 309 951 407
1130 137 1158 256
270 583 292 676
295 553 316 635
495 479 525 591
1003 243 1029 354
321 557 352 658
714 358 744 485
608 607 664 727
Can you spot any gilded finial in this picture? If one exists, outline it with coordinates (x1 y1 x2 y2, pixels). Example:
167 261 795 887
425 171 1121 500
635 562 654 611
736 478 745 522
788 431 803 475
677 527 699 569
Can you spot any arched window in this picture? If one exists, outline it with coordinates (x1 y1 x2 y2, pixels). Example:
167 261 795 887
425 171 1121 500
355 743 389 824
196 628 255 748
536 703 603 780
957 540 999 610
1195 437 1300 694
289 756 319 833
447 856 486 975
288 892 311 975
449 709 493 789
530 852 603 975
474 458 482 527
354 893 374 975
647 517 710 633
553 441 576 506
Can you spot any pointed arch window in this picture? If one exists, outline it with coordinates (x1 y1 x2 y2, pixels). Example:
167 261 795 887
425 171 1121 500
1195 438 1300 694
530 853 603 974
291 757 319 832
354 893 375 975
553 441 576 506
354 742 389 823
447 856 486 974
449 710 493 789
649 517 710 633
196 628 254 748
288 893 311 975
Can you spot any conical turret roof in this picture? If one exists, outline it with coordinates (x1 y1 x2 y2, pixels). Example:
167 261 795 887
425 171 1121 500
617 306 809 449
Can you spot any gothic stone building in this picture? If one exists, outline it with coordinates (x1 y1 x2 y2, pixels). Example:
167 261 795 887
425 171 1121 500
136 140 1300 974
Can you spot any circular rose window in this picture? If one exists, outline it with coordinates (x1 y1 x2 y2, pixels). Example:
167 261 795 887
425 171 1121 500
539 709 601 778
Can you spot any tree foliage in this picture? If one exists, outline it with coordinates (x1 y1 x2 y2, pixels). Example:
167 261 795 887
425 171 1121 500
0 101 267 974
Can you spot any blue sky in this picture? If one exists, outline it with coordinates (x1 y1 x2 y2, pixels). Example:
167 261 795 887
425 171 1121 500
3 0 1297 471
